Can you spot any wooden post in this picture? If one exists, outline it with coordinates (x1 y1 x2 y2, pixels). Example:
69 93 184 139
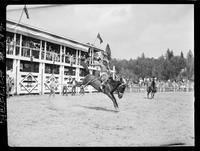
60 65 64 95
60 45 62 63
19 34 22 56
13 59 17 95
16 59 20 95
52 53 55 74
78 50 81 65
39 62 42 94
63 46 66 63
39 40 42 60
75 49 78 65
13 33 16 55
44 41 47 61
30 53 33 73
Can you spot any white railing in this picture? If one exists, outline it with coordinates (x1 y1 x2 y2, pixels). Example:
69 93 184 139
125 85 194 93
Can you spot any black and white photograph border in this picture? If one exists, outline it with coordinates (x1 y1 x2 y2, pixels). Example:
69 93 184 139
1 0 198 148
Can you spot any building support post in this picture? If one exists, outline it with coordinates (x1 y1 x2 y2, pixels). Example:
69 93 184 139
39 62 44 95
60 45 62 63
75 49 78 65
13 33 16 55
12 59 17 95
44 41 47 61
19 34 22 56
16 59 20 95
60 65 64 94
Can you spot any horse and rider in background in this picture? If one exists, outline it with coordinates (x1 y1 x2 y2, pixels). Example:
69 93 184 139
146 77 157 99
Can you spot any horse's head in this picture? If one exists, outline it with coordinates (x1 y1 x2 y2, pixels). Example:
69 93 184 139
117 83 126 99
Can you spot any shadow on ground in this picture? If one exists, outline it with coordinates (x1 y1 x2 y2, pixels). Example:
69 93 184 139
75 105 119 113
159 142 186 146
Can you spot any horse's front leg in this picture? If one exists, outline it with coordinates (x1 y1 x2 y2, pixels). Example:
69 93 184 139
111 92 119 109
106 92 119 111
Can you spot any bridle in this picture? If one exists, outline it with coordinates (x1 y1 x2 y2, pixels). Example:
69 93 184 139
117 83 126 95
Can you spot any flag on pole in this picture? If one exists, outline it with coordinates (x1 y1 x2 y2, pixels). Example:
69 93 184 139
97 33 103 44
23 5 29 19
105 44 111 60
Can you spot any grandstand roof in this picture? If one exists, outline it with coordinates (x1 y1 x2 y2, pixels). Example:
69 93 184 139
6 19 103 52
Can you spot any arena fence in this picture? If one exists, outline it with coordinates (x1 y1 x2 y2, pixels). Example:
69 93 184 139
125 85 194 93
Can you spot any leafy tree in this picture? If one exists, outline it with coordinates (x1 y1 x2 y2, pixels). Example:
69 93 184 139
166 49 174 60
186 50 194 80
141 52 145 59
110 48 193 82
180 51 184 59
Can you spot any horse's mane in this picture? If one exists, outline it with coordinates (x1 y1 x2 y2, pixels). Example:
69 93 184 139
107 77 122 91
108 77 119 83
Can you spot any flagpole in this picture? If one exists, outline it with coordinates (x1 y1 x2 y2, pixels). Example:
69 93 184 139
93 37 97 46
12 6 24 29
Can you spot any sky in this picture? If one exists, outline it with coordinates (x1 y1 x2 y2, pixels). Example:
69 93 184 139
6 4 194 60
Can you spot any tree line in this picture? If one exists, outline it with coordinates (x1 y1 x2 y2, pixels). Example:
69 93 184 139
110 49 194 82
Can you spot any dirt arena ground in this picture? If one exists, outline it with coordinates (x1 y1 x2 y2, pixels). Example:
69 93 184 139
7 91 194 147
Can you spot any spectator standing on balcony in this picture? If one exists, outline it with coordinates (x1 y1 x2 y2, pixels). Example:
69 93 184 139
80 55 86 66
6 38 11 54
81 53 90 75
69 54 73 66
9 38 14 54
85 54 90 66
65 52 69 63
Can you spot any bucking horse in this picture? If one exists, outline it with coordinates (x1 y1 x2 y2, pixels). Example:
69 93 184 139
75 63 126 111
